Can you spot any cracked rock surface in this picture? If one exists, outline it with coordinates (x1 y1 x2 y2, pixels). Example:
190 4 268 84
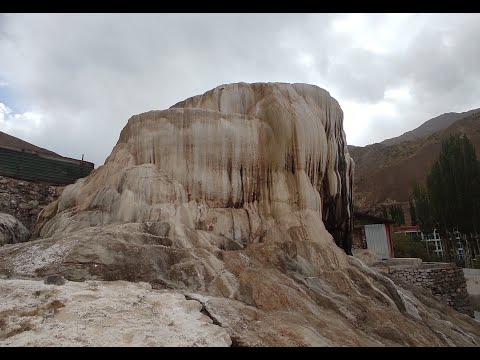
0 279 231 347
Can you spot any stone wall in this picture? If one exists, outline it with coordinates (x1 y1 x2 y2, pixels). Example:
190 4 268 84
388 262 473 317
0 175 62 235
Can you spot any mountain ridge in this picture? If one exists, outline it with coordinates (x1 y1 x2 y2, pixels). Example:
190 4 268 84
380 108 480 146
349 109 480 210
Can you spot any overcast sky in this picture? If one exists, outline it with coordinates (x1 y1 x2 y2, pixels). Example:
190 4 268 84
1 13 480 167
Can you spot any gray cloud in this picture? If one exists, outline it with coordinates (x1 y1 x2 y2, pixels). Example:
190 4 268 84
325 47 394 103
1 13 480 166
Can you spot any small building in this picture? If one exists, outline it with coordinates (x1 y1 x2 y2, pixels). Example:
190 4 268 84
353 211 395 259
0 131 94 185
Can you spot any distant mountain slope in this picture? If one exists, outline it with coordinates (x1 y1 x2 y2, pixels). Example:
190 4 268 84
0 130 61 158
349 111 480 210
380 108 480 146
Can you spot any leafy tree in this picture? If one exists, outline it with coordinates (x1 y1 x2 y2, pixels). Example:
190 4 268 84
409 199 417 226
382 206 388 219
413 134 480 264
388 205 405 225
398 205 405 225
393 233 432 261
413 183 434 234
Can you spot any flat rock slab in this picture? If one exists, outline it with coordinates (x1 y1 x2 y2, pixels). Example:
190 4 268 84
0 279 231 347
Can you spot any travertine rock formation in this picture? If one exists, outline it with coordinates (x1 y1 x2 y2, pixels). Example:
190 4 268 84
0 213 29 246
35 82 354 253
0 83 479 346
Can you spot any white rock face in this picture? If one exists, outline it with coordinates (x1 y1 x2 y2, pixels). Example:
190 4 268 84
39 82 353 253
0 213 30 246
0 279 231 347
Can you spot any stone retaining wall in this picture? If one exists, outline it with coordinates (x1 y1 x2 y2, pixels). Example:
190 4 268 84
388 263 473 317
0 175 62 235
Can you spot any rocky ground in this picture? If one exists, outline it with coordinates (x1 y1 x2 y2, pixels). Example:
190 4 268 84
0 277 230 347
2 227 479 347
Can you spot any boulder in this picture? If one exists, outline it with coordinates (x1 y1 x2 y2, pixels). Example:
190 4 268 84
0 213 30 246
